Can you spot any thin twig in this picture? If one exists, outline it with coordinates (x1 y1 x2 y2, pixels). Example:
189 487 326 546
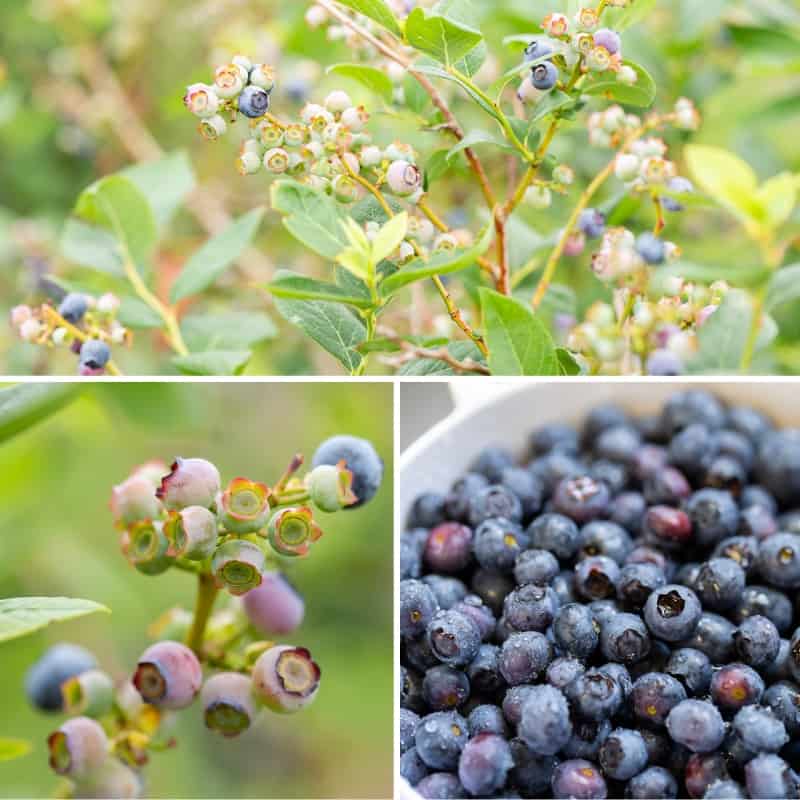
378 327 490 374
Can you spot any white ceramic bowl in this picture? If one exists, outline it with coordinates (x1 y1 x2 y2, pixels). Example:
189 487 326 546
398 381 793 799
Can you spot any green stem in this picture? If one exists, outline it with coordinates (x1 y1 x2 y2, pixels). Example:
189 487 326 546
740 236 780 372
185 573 219 657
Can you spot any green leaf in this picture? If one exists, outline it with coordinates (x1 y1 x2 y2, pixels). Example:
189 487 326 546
371 212 409 264
0 597 110 643
271 181 347 259
170 208 265 302
172 350 252 376
335 0 403 37
327 64 394 103
273 297 367 373
756 173 798 230
60 219 124 276
380 223 494 296
117 296 163 329
582 61 656 108
0 738 31 762
767 263 800 311
267 270 375 309
405 8 483 66
122 152 196 228
603 0 658 31
180 312 277 351
529 90 577 123
73 175 158 273
684 145 764 230
426 150 453 183
480 289 559 375
0 384 79 445
690 290 754 372
556 348 582 376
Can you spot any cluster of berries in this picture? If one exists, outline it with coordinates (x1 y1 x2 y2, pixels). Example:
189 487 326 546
9 292 127 375
401 392 800 799
517 5 637 103
29 436 382 798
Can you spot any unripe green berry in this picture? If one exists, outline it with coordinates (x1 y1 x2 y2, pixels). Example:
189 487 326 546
47 717 108 779
325 90 352 113
332 174 359 203
218 478 272 534
249 63 275 91
111 474 162 527
157 457 221 510
524 185 552 209
284 123 308 147
212 539 266 595
125 521 172 575
62 669 114 718
201 672 257 737
198 115 227 141
163 505 218 559
340 106 369 132
307 463 357 512
214 64 245 99
251 644 321 714
267 507 323 558
237 151 262 175
263 147 290 174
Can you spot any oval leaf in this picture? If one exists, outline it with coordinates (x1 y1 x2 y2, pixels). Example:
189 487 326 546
582 61 656 108
479 288 559 375
172 350 252 376
327 64 394 103
0 597 110 643
405 8 483 66
335 0 402 37
0 384 80 446
267 271 374 309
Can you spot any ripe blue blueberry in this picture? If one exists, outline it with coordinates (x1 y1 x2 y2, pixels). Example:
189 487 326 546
444 472 488 522
661 176 695 212
531 61 559 91
598 727 648 780
551 759 608 800
399 748 428 785
470 446 514 482
631 672 686 726
427 609 481 667
473 517 525 572
617 563 666 612
501 466 543 522
468 484 523 527
514 548 559 585
503 583 559 633
58 293 89 324
764 681 800 736
679 611 736 664
553 476 611 523
626 766 678 799
565 668 623 721
458 733 513 796
424 522 473 573
312 435 383 508
524 37 555 63
578 208 606 239
238 85 271 118
547 656 586 690
575 555 621 601
600 611 651 665
502 684 536 727
519 684 572 756
666 699 725 753
732 704 788 753
79 339 111 370
562 718 611 761
415 772 465 798
579 520 633 564
400 708 420 754
757 532 800 589
414 711 468 770
423 574 468 610
745 754 800 800
25 643 97 712
499 631 552 685
407 492 447 529
422 665 469 711
530 422 579 457
528 512 581 559
451 595 495 641
733 614 780 669
664 647 712 695
467 704 509 738
704 779 746 799
710 663 764 713
400 580 439 639
694 557 746 611
636 233 667 264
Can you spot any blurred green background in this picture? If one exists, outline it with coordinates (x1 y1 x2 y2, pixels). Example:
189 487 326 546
0 0 798 374
0 382 393 798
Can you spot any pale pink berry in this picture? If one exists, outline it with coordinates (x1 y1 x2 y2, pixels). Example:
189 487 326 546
387 160 422 196
156 457 221 510
252 644 320 713
243 572 305 635
132 641 202 710
47 717 108 779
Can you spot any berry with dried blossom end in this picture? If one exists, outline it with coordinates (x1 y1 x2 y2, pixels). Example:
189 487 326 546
157 457 221 510
26 643 97 712
199 115 227 141
325 90 352 113
61 669 114 718
249 63 275 91
133 641 202 710
252 644 321 713
263 147 289 174
218 478 272 534
387 160 422 196
542 12 569 37
237 151 262 175
243 572 305 635
111 473 162 527
532 61 558 91
58 293 89 324
212 538 266 595
238 85 270 119
214 64 245 99
201 672 258 737
126 520 173 575
48 717 108 779
524 38 556 63
311 435 384 508
267 506 323 558
163 505 218 559
80 339 110 370
307 462 358 512
183 83 220 119
340 106 369 132
594 29 621 55
578 208 606 239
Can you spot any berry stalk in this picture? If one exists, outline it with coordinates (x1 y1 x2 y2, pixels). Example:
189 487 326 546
185 573 220 656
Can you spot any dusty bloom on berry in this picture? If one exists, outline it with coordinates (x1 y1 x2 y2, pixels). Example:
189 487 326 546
184 83 219 118
252 644 321 713
157 457 221 511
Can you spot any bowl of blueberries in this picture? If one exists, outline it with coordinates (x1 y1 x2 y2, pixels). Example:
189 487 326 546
399 383 800 799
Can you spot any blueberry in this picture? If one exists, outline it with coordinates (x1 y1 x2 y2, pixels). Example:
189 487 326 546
553 476 611 523
594 28 621 55
504 583 559 633
422 664 470 711
514 548 559 586
422 575 468 610
58 293 89 324
733 615 780 669
444 472 489 522
713 537 760 576
509 739 558 797
609 492 646 533
553 603 599 659
714 428 755 469
427 610 481 667
756 430 800 507
616 563 666 612
530 423 579 457
643 506 693 551
661 176 695 213
704 455 747 496
643 584 701 641
575 556 621 601
588 599 621 630
415 710 468 770
25 643 97 712
643 466 691 506
311 435 383 508
738 505 777 539
501 467 543 522
471 446 515 483
579 521 633 564
668 423 717 478
451 594 495 641
473 517 525 572
499 631 552 685
665 647 712 696
408 492 447 529
636 232 666 265
552 570 578 605
400 580 439 639
563 718 611 760
732 704 788 753
679 612 736 664
400 747 429 785
788 628 800 684
703 779 746 799
47 716 108 779
666 699 725 753
684 752 731 799
79 339 111 370
424 523 473 573
600 612 651 665
631 672 687 726
133 641 202 710
458 733 513 796
710 663 764 713
625 766 678 799
598 727 648 780
578 209 606 240
551 759 608 800
688 489 741 547
594 424 641 465
547 656 586 690
694 557 746 611
524 37 555 63
401 666 426 714
466 643 505 694
502 685 537 727
201 672 256 737
400 708 420 754
415 771 466 798
467 704 509 738
237 85 271 118
763 681 800 735
528 513 581 559
400 529 428 580
745 754 799 800
468 485 523 527
599 662 634 700
519 685 572 755
531 61 559 90
565 668 623 721
661 391 726 434
530 451 587 493
470 569 514 616
763 638 792 683
728 405 773 442
757 533 800 589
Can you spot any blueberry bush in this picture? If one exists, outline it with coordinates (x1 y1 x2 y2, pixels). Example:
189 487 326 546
1 0 799 375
